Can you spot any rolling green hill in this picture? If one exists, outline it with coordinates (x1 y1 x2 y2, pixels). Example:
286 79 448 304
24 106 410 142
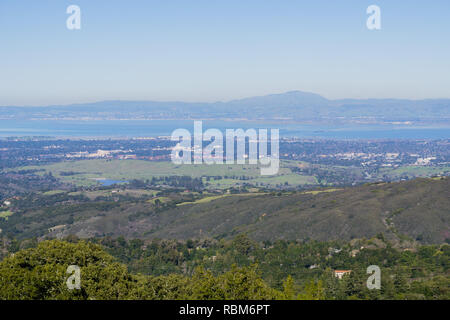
4 177 447 244
131 177 449 244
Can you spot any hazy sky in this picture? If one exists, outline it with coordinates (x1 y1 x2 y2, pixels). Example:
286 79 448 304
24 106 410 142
1 0 449 105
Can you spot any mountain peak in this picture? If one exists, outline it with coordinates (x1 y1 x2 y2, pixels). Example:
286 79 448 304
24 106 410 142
226 90 329 107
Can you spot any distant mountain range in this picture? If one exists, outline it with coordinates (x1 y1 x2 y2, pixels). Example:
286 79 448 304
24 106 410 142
1 91 450 123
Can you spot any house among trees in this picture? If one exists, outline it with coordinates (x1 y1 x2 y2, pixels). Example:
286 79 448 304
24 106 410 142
334 270 352 279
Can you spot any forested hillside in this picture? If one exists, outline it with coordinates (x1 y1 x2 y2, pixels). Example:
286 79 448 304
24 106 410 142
0 238 448 300
134 177 449 244
1 177 448 244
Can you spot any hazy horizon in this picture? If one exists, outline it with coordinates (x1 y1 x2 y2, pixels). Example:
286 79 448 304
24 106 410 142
2 89 450 108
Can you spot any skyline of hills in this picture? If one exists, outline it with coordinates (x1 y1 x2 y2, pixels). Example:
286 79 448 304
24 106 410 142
1 90 449 123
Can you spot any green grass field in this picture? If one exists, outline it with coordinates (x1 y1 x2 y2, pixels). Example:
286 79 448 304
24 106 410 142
0 210 13 220
176 192 266 206
14 159 448 189
42 190 66 196
147 196 171 204
68 189 159 200
16 159 317 188
301 188 341 195
377 165 450 179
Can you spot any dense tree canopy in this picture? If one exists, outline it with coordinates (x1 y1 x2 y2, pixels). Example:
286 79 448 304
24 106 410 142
0 240 289 300
0 238 448 300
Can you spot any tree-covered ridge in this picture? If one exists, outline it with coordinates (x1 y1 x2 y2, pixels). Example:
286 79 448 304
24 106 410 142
2 177 449 244
1 237 448 300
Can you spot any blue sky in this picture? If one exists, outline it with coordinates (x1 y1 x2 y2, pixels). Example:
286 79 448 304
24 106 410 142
1 0 449 105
